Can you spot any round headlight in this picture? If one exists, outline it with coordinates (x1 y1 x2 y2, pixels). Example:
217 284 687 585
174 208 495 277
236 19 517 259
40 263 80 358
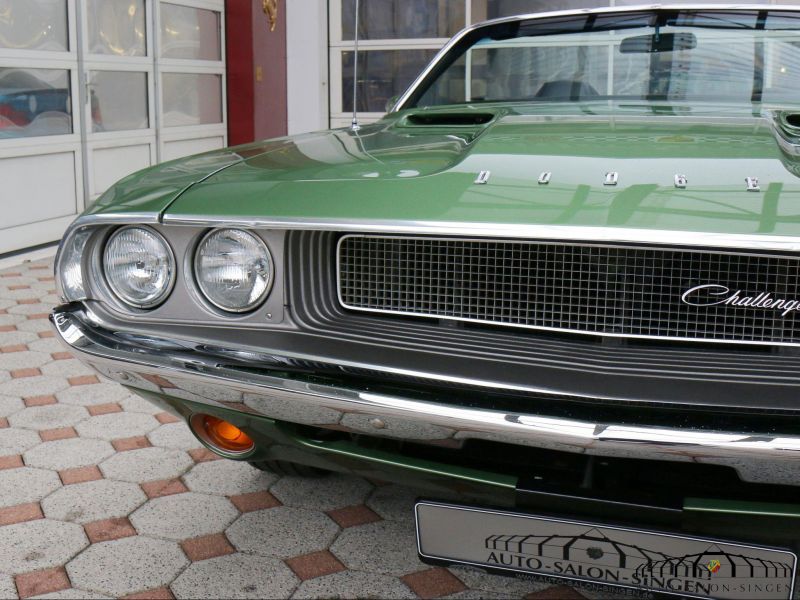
195 229 273 313
104 227 175 308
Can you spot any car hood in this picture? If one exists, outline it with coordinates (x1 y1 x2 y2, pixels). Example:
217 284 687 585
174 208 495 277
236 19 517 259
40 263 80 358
85 145 269 218
164 104 800 237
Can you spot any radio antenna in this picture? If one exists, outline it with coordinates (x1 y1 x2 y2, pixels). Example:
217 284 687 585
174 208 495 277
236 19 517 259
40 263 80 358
350 0 361 131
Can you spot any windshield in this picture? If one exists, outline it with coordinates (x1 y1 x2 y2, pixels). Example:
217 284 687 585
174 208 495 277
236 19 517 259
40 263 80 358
407 9 800 109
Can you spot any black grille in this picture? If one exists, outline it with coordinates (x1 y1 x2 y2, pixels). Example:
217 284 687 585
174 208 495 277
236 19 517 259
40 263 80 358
337 235 800 345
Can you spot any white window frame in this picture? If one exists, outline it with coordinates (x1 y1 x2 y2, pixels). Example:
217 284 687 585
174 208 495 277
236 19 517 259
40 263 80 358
328 0 469 128
0 0 85 253
81 0 158 200
156 0 227 159
0 0 228 254
328 0 800 128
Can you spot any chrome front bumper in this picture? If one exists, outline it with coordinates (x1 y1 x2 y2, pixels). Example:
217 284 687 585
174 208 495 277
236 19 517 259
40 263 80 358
52 305 800 486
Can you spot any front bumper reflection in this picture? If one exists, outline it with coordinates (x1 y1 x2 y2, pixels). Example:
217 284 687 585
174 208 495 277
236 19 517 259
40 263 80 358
51 305 800 486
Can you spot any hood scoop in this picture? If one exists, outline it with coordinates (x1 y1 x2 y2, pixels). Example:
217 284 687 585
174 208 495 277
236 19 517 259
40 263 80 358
776 111 800 135
774 112 800 162
784 113 800 130
403 112 496 127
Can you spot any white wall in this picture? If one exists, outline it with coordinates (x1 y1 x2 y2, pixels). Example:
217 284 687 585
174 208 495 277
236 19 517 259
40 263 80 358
286 0 329 135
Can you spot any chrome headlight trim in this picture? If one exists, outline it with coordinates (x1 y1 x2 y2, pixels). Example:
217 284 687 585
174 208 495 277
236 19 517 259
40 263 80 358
102 225 176 310
193 228 274 314
56 227 93 303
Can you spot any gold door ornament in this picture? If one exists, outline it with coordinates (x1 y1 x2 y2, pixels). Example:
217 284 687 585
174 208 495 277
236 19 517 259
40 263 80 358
263 0 278 32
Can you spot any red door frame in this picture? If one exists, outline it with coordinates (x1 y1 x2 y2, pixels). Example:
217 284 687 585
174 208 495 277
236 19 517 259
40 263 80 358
225 0 288 145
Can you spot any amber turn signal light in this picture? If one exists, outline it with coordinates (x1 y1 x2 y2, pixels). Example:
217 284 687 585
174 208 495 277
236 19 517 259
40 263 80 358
191 414 254 455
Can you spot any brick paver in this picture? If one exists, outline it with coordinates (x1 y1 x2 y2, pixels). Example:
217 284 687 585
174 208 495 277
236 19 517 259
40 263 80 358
59 465 103 485
14 567 71 599
39 426 77 441
24 395 56 407
140 478 189 499
286 549 347 581
87 402 123 416
123 586 176 600
84 517 138 543
155 411 180 424
180 533 236 561
402 567 468 599
327 503 382 528
0 502 43 526
187 447 221 463
67 375 99 386
113 435 152 452
0 257 582 598
0 454 23 470
228 489 281 513
2 345 27 354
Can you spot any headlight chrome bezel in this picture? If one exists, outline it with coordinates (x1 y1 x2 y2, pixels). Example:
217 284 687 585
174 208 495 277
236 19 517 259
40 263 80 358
193 228 274 314
56 227 93 303
102 225 177 310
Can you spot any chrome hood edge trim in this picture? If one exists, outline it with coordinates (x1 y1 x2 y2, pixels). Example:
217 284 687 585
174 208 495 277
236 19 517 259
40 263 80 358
161 216 800 252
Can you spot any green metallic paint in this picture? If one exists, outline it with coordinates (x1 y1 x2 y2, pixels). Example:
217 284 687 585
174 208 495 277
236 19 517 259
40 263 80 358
684 497 800 519
133 388 800 545
153 103 800 238
133 388 518 506
84 138 299 218
297 437 517 491
77 86 800 553
82 102 800 240
85 149 241 218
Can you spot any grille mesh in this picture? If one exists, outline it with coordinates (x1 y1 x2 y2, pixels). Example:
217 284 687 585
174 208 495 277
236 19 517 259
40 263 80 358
337 235 800 344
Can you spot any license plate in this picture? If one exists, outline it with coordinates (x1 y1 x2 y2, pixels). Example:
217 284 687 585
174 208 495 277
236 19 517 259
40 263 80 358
415 501 797 599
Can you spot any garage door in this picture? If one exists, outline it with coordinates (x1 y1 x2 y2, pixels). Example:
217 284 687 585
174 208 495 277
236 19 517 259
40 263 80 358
0 0 227 255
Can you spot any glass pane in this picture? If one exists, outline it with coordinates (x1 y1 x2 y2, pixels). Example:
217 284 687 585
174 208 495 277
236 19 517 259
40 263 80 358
90 71 148 132
0 68 72 138
342 49 437 112
342 0 464 40
411 9 800 108
0 0 68 51
161 3 221 60
764 41 800 102
87 0 146 56
416 54 467 106
162 73 222 126
614 0 745 3
418 44 610 106
478 0 606 21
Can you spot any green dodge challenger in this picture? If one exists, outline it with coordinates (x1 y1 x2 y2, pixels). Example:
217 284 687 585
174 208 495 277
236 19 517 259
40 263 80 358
52 5 800 598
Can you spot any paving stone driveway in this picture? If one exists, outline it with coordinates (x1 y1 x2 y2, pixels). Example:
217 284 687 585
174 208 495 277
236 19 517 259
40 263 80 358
0 257 590 600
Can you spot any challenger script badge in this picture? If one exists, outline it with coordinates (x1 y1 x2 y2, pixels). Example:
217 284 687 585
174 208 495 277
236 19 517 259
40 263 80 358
681 284 800 316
